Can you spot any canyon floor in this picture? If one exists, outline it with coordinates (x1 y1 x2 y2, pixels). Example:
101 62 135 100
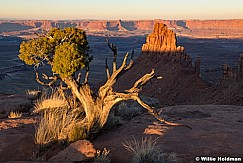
1 36 243 94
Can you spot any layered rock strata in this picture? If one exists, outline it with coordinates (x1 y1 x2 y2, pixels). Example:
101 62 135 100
142 23 192 67
2 19 243 31
2 19 243 38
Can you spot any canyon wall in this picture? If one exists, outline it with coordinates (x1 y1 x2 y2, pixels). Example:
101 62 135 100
2 19 243 31
185 19 243 29
1 19 243 38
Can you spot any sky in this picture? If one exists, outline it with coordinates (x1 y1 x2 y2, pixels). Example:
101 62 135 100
0 0 243 20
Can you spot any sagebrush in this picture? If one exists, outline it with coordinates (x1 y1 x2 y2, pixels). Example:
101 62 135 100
123 137 178 163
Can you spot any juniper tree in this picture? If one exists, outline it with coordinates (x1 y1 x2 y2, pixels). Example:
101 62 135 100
19 27 182 135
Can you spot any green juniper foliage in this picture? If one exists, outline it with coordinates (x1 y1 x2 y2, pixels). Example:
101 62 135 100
19 27 90 78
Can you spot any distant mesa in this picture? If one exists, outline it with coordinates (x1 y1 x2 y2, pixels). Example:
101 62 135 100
1 19 243 38
0 19 242 31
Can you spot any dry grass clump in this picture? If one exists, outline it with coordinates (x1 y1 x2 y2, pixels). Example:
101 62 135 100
8 111 22 119
35 107 86 149
34 89 89 149
94 148 111 163
33 90 68 113
26 89 41 100
123 137 178 163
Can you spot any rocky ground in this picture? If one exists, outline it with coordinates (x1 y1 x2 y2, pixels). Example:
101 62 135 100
0 117 36 162
0 95 243 162
93 105 243 163
0 94 32 119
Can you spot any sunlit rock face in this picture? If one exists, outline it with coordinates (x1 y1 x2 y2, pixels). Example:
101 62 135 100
142 23 177 53
141 23 192 67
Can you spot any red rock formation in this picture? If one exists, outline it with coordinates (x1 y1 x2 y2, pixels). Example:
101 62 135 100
115 23 210 106
185 19 243 29
2 19 243 38
222 64 237 80
141 23 192 67
85 21 106 31
41 20 52 29
2 19 243 31
117 20 127 31
134 20 155 30
142 23 177 53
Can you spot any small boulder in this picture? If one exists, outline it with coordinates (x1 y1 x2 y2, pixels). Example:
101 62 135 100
49 140 96 162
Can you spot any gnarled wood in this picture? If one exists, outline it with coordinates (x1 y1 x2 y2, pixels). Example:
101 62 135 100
69 40 189 132
105 58 110 79
35 39 190 135
106 38 117 73
35 71 58 87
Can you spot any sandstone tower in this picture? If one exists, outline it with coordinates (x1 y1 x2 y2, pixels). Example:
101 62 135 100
142 23 177 53
141 23 196 74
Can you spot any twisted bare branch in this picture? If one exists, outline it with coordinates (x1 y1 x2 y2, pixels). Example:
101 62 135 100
126 69 155 93
76 72 82 83
106 38 117 72
42 73 56 80
125 49 134 71
105 58 110 79
84 66 89 84
98 52 129 99
35 70 58 87
133 95 191 128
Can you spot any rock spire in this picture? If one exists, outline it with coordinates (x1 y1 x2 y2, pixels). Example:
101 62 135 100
142 23 192 67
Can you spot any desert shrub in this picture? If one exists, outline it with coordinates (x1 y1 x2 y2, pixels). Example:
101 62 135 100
123 137 178 163
115 96 161 121
165 152 178 163
116 101 143 120
8 111 22 118
103 110 126 130
94 148 111 163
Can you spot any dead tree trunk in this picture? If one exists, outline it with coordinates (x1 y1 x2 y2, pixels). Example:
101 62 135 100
36 40 188 134
61 40 187 134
